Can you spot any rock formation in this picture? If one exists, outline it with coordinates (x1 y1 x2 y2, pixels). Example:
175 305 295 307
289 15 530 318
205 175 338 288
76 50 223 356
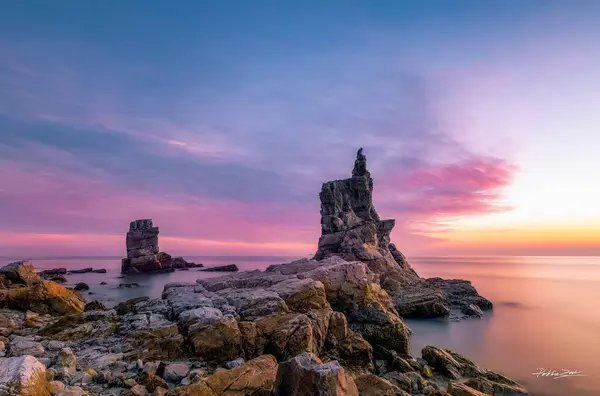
314 149 492 319
121 219 173 274
314 148 418 276
0 257 528 395
0 261 85 314
0 260 41 286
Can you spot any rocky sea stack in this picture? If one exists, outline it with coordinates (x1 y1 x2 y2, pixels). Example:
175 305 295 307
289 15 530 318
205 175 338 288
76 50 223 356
314 148 417 276
121 220 201 274
121 219 173 274
0 149 528 396
314 149 492 320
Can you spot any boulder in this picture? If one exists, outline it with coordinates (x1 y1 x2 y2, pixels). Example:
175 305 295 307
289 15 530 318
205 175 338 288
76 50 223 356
115 297 150 316
274 352 358 396
8 336 45 357
172 257 189 269
0 355 52 395
74 283 89 291
301 259 411 354
381 371 412 393
0 260 41 286
464 375 530 395
126 384 149 396
166 355 277 396
214 288 288 320
54 347 77 380
447 382 487 396
386 286 451 318
460 304 484 317
84 301 107 311
50 276 68 284
421 347 489 380
138 373 168 393
225 358 245 369
0 281 85 314
163 363 190 383
354 374 409 396
182 308 243 363
269 278 327 313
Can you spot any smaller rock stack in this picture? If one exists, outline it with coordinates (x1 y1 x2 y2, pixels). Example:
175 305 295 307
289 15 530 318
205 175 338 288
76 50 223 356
121 219 173 274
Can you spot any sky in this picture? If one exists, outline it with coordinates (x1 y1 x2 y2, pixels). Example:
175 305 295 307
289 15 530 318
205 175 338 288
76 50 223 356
1 1 600 258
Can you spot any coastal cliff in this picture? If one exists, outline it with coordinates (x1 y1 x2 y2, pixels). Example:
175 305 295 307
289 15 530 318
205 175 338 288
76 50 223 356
0 149 528 396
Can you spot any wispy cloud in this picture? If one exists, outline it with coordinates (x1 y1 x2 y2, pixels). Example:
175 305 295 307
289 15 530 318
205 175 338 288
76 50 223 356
0 10 521 256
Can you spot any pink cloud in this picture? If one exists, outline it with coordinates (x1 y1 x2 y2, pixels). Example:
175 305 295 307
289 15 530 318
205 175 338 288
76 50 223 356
375 156 516 222
0 157 320 256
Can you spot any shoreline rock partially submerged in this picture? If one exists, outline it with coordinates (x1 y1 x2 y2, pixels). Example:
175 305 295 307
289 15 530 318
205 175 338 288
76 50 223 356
0 149 527 395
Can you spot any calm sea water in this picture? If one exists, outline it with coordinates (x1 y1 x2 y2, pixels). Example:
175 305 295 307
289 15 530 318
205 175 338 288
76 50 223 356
2 255 599 396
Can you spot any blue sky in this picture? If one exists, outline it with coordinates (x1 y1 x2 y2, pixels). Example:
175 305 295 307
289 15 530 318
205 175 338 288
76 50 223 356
1 1 600 256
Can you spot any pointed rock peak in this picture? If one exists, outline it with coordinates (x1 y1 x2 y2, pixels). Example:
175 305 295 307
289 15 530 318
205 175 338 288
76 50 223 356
352 147 369 177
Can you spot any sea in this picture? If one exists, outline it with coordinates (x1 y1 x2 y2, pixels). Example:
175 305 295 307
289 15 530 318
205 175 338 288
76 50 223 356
2 255 599 396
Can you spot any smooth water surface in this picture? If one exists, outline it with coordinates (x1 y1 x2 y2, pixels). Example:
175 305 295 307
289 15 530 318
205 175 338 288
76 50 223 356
2 255 599 396
406 256 600 396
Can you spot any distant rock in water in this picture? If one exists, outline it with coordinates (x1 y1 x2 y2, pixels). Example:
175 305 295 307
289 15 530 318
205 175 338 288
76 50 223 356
200 264 239 272
121 219 173 274
73 282 89 291
67 268 92 274
38 268 67 277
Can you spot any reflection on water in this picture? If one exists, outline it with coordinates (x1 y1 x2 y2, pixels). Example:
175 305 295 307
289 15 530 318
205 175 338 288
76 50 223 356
2 255 599 396
408 256 600 396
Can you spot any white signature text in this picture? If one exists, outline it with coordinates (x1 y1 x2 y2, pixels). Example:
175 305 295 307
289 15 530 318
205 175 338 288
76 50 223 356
532 368 587 380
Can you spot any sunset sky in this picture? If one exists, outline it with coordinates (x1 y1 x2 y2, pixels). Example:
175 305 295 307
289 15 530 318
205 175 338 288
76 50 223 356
1 1 599 258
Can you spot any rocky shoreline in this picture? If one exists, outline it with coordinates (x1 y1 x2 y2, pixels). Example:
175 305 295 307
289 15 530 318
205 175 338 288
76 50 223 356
0 150 529 395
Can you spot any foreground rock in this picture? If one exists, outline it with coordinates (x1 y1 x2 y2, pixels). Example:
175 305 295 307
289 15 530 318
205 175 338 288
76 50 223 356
166 355 277 395
0 279 85 314
0 260 41 286
0 257 528 396
0 355 51 395
275 352 358 396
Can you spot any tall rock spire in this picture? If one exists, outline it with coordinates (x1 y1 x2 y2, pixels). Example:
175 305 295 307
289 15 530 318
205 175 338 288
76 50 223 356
313 149 416 275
